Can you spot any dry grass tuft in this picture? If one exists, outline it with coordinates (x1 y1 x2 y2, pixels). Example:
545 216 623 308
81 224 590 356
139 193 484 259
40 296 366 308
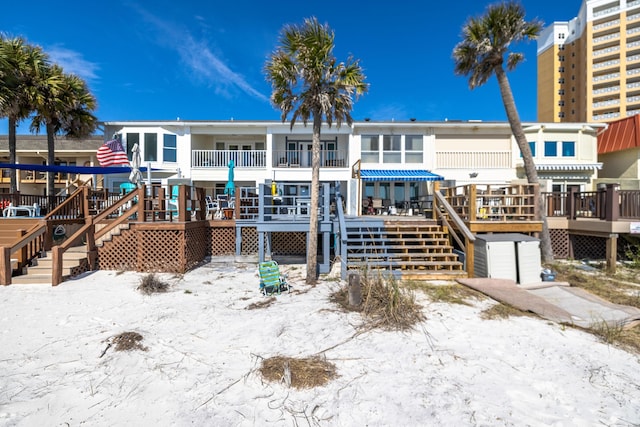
407 281 484 306
259 355 337 389
362 273 425 330
246 297 276 310
111 331 148 352
480 302 534 320
137 273 170 295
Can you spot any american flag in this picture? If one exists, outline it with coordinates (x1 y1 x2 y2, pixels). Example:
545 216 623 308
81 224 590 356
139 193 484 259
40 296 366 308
96 139 130 166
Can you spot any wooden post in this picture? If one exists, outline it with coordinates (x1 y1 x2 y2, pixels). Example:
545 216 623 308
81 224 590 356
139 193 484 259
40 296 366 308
348 273 362 307
0 246 12 285
82 186 90 218
469 184 477 221
466 238 474 277
567 186 577 219
605 184 620 222
431 181 440 220
52 245 63 286
606 233 618 273
85 222 97 270
178 185 187 222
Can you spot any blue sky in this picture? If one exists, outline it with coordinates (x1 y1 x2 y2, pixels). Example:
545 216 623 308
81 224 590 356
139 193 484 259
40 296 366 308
1 0 581 134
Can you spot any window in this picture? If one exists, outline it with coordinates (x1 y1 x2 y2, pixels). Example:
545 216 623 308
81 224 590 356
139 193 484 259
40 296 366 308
163 134 177 162
558 77 565 84
382 135 401 163
559 33 565 39
544 141 558 157
521 141 536 157
558 66 565 73
361 135 379 163
126 133 139 161
559 100 565 106
144 133 157 161
559 89 565 95
562 141 575 156
559 56 565 62
558 112 566 118
559 44 565 50
405 135 423 163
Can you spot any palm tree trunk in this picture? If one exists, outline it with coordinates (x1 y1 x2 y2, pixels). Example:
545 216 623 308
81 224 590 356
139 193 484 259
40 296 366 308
306 115 321 284
46 122 56 201
495 67 554 263
8 117 17 193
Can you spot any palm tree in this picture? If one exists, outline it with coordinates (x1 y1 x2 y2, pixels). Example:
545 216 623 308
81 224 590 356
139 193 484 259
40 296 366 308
265 17 368 284
453 1 553 262
30 65 97 198
0 36 48 192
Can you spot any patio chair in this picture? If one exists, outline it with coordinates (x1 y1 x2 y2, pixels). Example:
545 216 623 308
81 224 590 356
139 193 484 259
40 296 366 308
258 260 289 296
205 195 218 219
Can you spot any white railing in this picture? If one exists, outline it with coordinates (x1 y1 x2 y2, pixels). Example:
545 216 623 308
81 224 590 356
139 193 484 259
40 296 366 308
593 99 620 108
594 45 620 56
627 82 640 89
629 12 640 21
191 150 267 168
593 85 620 95
594 18 619 30
594 59 620 68
628 68 640 76
627 54 640 62
593 32 620 43
627 109 640 116
628 27 640 35
593 5 620 18
435 151 512 169
628 41 640 49
593 111 621 120
628 0 640 8
594 72 620 82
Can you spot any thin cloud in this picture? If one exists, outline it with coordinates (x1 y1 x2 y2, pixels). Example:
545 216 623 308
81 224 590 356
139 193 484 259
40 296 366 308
47 45 99 81
132 5 268 102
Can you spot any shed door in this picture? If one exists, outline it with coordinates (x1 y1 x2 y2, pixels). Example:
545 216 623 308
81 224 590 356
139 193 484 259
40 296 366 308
486 241 517 281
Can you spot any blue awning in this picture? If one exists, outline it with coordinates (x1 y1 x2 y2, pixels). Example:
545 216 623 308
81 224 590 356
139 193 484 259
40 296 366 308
360 169 444 182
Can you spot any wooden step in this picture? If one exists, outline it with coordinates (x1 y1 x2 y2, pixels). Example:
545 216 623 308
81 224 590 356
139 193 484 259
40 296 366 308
11 273 53 285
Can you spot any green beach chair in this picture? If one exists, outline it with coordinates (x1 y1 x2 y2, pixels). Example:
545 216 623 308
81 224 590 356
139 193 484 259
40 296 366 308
258 261 289 296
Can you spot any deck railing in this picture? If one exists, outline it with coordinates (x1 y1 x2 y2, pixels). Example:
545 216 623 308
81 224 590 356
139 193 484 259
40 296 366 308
191 150 267 168
443 183 538 222
542 185 640 220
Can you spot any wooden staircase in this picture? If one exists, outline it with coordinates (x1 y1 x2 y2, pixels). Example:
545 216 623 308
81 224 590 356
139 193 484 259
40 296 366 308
12 245 89 285
343 219 466 280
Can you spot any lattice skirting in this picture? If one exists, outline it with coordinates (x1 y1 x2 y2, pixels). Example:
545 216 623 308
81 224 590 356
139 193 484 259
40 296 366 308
272 232 306 256
98 223 262 273
550 227 627 261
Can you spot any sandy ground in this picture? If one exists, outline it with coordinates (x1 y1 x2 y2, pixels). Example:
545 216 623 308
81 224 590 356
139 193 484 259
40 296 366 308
0 261 639 426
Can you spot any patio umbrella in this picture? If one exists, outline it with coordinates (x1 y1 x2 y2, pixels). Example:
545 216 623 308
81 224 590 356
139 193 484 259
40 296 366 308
129 143 143 189
224 159 235 196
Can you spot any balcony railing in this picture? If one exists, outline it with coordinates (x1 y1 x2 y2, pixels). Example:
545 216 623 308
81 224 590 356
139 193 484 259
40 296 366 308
191 150 266 168
273 150 348 168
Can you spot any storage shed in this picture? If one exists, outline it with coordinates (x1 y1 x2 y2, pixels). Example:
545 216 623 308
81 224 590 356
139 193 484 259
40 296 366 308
474 233 542 285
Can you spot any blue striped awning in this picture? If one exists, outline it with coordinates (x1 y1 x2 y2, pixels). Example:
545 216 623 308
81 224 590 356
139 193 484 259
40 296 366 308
359 169 444 182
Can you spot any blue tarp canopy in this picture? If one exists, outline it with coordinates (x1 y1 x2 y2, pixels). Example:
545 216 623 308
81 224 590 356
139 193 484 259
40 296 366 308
359 169 444 182
0 163 150 174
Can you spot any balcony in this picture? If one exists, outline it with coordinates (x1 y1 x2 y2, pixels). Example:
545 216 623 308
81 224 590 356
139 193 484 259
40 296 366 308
593 85 620 95
593 72 620 82
191 149 266 168
594 58 620 69
593 32 620 44
273 150 348 168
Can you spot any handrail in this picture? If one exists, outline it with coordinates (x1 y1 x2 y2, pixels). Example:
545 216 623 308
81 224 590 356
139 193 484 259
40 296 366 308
0 220 47 285
45 185 86 220
433 191 476 276
335 194 349 280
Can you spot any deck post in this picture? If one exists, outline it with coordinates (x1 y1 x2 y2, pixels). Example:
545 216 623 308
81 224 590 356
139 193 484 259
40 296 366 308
0 246 11 285
604 184 620 222
466 237 474 277
178 185 188 222
469 185 477 221
606 233 618 273
567 187 577 219
52 245 63 286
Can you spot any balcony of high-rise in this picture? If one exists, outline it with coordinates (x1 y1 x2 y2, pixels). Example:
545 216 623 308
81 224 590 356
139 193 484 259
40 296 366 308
594 45 621 58
594 17 620 32
593 31 620 47
593 4 621 20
